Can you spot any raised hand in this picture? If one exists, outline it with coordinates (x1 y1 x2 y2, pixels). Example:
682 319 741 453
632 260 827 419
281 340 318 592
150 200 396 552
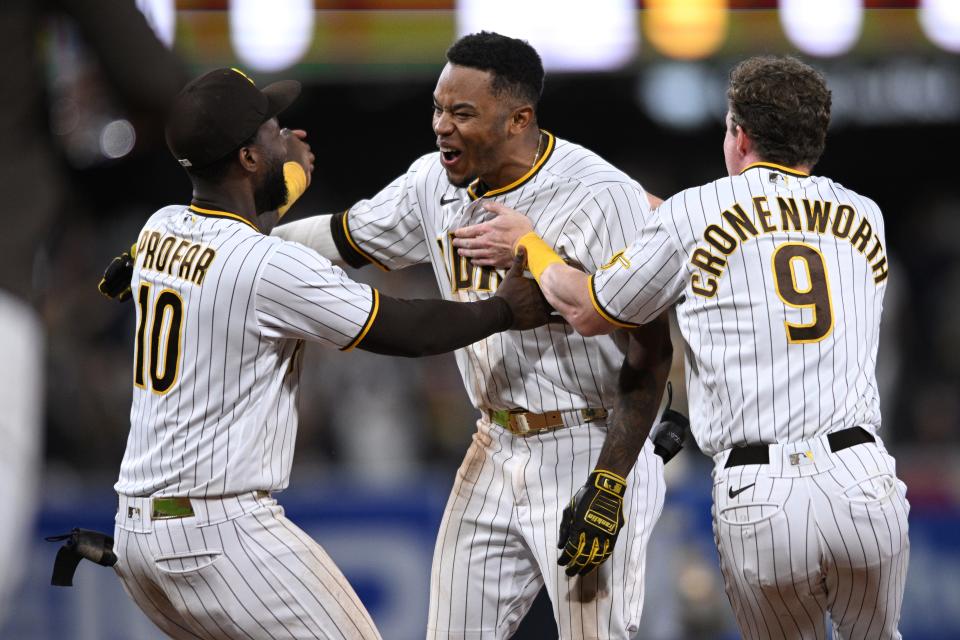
282 128 314 185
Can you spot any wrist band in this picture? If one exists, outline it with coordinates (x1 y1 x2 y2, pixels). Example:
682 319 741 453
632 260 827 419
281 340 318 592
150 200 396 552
277 161 308 219
592 469 627 495
514 231 564 283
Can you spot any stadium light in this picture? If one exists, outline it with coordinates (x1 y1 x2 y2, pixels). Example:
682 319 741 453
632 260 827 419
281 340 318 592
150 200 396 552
644 0 728 61
920 0 960 53
779 0 863 57
456 0 637 72
230 0 315 73
135 0 176 48
100 120 137 159
639 62 727 130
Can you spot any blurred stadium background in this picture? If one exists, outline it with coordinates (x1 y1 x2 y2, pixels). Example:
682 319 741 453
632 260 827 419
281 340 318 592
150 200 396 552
3 0 959 638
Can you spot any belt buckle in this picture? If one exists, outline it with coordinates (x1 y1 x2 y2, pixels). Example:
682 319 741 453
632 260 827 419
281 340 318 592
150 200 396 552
490 409 511 430
151 497 194 520
490 409 535 435
581 408 607 423
509 411 533 435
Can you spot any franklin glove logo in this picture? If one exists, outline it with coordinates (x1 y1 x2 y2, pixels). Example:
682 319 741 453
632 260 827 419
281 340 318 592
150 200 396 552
557 469 627 576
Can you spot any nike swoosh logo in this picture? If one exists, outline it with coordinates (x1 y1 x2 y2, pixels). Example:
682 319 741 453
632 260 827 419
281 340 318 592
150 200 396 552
728 483 756 499
440 196 459 206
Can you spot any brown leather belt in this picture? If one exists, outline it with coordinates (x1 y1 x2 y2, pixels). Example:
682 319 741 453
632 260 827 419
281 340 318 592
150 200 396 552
488 408 608 436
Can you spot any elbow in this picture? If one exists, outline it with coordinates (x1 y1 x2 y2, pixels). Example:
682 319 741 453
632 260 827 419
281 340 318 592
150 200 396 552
568 308 614 337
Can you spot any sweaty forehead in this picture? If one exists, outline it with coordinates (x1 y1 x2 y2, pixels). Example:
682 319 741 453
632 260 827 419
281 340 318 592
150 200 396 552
433 63 496 106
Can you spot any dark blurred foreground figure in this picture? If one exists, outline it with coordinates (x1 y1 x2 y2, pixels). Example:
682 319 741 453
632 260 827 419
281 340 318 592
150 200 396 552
109 67 548 639
0 0 185 625
463 55 911 640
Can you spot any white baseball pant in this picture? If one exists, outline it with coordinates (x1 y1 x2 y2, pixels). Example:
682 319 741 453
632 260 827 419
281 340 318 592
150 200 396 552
712 431 909 640
428 418 666 639
114 492 382 639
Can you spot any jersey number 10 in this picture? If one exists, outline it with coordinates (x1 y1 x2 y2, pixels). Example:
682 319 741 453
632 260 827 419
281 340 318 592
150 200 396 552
771 242 834 344
134 283 184 394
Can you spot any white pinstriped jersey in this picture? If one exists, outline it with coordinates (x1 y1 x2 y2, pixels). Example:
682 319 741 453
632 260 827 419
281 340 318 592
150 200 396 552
591 163 889 456
343 131 652 413
115 204 377 498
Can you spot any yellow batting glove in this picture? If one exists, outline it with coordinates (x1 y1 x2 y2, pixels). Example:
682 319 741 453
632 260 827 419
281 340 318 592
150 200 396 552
513 231 564 284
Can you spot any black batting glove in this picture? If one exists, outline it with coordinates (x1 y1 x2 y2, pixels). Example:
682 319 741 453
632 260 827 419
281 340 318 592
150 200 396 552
557 469 627 577
98 244 136 302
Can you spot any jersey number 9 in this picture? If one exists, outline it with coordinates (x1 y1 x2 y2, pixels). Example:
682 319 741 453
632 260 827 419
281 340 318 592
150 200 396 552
134 283 184 394
771 242 834 344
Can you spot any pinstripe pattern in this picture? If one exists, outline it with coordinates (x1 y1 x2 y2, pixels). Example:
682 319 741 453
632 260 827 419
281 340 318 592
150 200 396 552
116 206 375 498
590 165 908 637
712 437 909 640
427 419 665 639
593 166 888 456
343 134 665 637
114 205 381 638
115 493 381 639
346 134 648 414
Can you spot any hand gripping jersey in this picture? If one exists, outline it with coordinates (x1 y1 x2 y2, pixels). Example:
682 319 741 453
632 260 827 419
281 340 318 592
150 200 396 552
337 132 666 639
342 132 653 414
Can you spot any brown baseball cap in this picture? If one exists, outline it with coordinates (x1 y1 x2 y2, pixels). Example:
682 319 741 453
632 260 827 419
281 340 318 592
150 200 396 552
165 67 301 169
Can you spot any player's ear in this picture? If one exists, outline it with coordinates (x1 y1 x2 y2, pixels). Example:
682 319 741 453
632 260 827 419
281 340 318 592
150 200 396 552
237 144 259 174
735 125 752 158
509 105 535 135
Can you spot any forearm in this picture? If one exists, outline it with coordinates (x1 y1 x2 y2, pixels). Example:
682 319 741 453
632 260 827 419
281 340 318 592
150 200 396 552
357 295 511 357
594 320 673 477
272 215 346 265
539 264 612 336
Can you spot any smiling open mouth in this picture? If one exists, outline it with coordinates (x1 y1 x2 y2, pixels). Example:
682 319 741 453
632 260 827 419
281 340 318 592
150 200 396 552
439 146 462 166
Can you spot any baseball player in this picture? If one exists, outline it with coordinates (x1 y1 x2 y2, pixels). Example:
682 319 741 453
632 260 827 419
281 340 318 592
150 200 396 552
273 32 673 638
457 55 910 640
109 67 549 640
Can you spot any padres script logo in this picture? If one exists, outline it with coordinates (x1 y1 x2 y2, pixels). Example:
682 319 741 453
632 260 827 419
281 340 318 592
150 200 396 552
600 250 630 271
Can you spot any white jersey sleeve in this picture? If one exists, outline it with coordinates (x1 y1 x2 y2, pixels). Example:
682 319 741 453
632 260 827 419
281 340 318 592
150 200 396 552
256 242 377 351
554 182 651 273
590 199 688 326
340 154 434 271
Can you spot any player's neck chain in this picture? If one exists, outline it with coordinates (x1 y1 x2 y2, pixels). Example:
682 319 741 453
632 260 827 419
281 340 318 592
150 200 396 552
531 131 544 169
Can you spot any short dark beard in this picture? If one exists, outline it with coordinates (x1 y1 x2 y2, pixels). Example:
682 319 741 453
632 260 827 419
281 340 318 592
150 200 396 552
254 158 288 214
447 172 476 189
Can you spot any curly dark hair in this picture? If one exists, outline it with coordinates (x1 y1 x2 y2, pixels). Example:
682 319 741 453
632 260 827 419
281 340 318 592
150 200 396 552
727 55 831 168
446 31 544 109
